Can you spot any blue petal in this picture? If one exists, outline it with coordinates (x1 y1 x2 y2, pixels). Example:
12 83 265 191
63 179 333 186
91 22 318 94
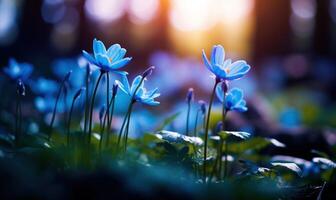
109 57 132 69
21 64 33 80
210 45 217 66
96 54 111 67
142 99 160 106
82 50 97 65
107 44 121 60
214 45 225 66
113 71 129 76
216 85 224 102
114 48 127 61
130 75 143 95
202 50 214 73
9 58 18 67
227 61 250 75
222 59 232 69
115 79 130 95
148 88 159 98
229 88 243 104
93 39 107 58
213 64 227 79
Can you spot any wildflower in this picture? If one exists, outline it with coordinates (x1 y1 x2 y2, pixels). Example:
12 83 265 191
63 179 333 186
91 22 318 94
198 100 206 115
116 75 160 106
202 45 250 81
82 38 131 74
216 87 247 112
3 58 33 81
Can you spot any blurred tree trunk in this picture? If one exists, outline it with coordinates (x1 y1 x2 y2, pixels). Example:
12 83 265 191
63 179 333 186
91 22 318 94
253 0 291 62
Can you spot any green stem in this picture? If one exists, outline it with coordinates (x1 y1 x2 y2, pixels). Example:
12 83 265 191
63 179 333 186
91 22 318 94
83 66 90 138
99 104 109 153
88 72 104 145
48 79 66 141
67 97 76 147
193 110 200 178
19 97 22 144
116 77 145 153
186 101 191 136
15 96 19 145
223 140 228 179
203 79 219 183
117 103 132 151
105 73 110 145
193 110 200 137
106 96 115 148
63 85 68 135
15 94 22 146
218 139 224 179
123 103 134 153
222 96 228 180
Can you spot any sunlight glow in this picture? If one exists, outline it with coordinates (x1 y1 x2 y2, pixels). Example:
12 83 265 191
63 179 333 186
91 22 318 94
128 0 159 25
169 0 217 31
219 0 254 24
85 0 125 23
169 0 253 31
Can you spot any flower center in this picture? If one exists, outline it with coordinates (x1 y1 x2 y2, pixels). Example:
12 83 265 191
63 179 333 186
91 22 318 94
109 58 113 63
225 68 230 74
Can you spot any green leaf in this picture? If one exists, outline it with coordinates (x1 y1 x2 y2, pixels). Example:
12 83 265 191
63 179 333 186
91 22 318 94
271 162 302 176
228 137 272 154
155 130 203 146
218 131 250 140
313 157 336 169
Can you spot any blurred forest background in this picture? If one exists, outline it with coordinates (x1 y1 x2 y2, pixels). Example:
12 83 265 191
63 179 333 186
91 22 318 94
1 0 336 130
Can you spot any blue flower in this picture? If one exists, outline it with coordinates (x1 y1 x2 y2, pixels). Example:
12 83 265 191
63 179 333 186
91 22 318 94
116 75 160 106
3 58 33 81
216 86 247 112
82 38 132 74
202 45 250 81
31 77 58 95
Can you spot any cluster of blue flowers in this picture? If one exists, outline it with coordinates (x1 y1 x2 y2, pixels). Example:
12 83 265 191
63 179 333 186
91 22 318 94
1 38 251 166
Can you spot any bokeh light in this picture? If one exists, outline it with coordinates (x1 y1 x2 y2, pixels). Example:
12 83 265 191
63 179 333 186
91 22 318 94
128 0 159 25
290 0 316 38
85 0 125 23
0 0 18 45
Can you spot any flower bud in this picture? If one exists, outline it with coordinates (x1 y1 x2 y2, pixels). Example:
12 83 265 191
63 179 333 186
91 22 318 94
64 70 72 82
73 87 85 101
112 82 118 98
142 66 155 78
198 100 206 114
16 79 26 96
186 88 194 103
215 121 223 134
